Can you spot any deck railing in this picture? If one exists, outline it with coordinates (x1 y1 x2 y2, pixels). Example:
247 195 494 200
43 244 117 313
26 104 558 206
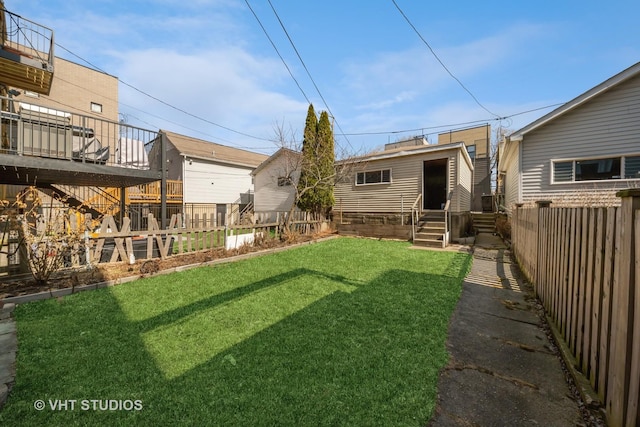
0 7 55 94
1 8 54 67
0 96 159 169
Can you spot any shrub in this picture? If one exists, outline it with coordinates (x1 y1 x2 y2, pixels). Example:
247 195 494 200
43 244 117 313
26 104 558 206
495 214 511 241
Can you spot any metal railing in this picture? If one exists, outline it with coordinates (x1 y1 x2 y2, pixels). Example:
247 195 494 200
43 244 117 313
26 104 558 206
410 194 422 242
443 191 453 246
0 96 159 169
1 7 54 69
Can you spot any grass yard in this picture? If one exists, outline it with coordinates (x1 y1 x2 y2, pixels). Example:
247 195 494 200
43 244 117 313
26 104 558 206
0 237 471 426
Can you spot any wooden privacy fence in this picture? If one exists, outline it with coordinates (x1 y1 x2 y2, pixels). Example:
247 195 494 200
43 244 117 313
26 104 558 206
510 190 640 427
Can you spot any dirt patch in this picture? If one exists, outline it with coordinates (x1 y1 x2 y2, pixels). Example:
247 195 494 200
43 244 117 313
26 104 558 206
0 232 328 300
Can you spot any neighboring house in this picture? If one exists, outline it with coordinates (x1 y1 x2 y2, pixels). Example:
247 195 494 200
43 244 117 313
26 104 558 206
498 61 640 212
252 147 301 223
157 130 268 225
10 56 119 122
438 124 492 212
334 137 474 243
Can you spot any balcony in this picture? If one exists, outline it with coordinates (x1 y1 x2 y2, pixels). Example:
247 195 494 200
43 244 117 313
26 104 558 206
0 7 55 95
0 96 163 187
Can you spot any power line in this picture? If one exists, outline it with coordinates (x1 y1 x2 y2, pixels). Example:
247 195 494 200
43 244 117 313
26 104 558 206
50 73 273 151
55 43 272 144
264 0 354 152
340 102 563 137
391 0 500 119
243 0 311 105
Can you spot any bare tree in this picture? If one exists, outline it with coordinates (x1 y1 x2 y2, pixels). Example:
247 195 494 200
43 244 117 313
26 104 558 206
4 187 90 285
268 123 363 238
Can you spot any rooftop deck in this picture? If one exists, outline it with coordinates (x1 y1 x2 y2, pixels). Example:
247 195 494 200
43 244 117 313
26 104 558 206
0 7 54 95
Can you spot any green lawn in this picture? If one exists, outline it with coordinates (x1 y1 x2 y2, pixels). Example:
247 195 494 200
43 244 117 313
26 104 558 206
0 237 471 427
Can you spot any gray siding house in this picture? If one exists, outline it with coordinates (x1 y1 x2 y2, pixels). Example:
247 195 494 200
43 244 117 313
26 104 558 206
335 139 474 241
499 61 640 211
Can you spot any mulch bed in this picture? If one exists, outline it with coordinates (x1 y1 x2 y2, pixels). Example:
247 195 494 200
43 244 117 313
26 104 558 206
0 233 323 300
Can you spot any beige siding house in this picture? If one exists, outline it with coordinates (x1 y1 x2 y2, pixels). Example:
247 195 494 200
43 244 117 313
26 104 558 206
11 57 118 122
335 139 474 240
498 61 640 212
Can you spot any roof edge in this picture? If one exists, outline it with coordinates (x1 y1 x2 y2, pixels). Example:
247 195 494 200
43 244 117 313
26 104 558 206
338 141 469 165
510 61 640 141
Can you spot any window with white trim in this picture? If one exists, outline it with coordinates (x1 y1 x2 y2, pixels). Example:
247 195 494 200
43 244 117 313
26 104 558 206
552 155 640 183
356 169 391 185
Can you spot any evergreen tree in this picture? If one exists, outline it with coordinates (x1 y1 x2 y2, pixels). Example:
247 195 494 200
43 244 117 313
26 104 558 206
316 110 335 213
296 104 319 212
296 104 336 215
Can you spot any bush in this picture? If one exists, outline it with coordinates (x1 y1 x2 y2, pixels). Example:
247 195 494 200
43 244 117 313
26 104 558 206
495 214 511 241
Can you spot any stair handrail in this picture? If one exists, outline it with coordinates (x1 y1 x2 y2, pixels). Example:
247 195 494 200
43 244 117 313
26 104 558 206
410 194 422 242
443 191 453 246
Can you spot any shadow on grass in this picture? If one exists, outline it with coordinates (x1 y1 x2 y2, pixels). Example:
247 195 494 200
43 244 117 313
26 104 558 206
1 253 470 427
137 268 365 334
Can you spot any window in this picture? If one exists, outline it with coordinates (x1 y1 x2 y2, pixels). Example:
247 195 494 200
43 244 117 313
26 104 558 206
576 157 620 181
466 144 476 160
356 169 391 185
625 156 640 179
552 155 640 183
277 176 292 186
90 102 103 113
553 161 573 182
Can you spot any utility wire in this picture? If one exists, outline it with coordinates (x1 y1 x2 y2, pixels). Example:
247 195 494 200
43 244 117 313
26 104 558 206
243 0 311 105
340 102 563 137
51 72 273 151
55 43 272 143
264 0 354 151
391 0 500 119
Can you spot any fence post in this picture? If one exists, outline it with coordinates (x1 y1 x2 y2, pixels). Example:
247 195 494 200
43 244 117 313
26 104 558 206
607 189 640 426
535 201 551 298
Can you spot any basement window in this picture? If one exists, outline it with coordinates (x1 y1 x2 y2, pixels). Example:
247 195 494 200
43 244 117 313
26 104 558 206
356 169 391 185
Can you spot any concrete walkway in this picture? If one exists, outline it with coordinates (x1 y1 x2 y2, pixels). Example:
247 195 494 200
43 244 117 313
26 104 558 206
430 233 584 426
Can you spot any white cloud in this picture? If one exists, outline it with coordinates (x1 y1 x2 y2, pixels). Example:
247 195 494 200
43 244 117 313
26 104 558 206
115 47 308 148
341 23 551 111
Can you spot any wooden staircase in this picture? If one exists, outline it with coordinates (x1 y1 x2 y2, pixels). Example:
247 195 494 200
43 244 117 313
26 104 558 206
39 184 118 219
472 212 496 234
413 210 446 249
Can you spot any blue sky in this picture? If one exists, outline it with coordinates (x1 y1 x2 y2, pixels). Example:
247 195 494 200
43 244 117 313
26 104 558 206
8 0 640 156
